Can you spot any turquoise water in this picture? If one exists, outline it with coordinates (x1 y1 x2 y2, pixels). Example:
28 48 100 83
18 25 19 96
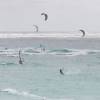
0 38 100 100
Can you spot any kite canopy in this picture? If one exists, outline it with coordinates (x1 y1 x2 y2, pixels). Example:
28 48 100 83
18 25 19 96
80 29 85 37
33 25 39 32
41 13 48 21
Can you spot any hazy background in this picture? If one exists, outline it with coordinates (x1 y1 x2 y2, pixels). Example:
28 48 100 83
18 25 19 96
0 0 100 32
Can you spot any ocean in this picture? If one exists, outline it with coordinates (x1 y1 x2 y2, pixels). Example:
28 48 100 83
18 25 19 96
0 36 100 100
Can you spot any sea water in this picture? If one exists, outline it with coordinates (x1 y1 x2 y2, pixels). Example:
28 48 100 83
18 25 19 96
0 38 100 100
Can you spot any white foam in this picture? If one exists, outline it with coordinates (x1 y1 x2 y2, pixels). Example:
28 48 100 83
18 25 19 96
64 69 81 75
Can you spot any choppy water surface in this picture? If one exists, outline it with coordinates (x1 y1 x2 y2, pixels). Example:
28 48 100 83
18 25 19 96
0 38 100 100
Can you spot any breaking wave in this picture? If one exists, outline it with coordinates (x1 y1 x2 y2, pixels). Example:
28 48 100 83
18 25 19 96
0 88 74 100
0 88 46 99
0 47 99 57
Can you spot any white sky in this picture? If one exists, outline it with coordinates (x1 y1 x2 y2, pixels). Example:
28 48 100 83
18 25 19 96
0 0 100 32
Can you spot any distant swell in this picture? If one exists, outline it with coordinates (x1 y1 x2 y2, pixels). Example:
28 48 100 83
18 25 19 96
0 33 99 38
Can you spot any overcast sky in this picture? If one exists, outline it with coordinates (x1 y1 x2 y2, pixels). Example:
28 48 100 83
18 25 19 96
0 0 100 32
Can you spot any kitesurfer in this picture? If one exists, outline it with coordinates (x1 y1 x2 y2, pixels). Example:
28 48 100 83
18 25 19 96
59 68 64 75
19 50 23 64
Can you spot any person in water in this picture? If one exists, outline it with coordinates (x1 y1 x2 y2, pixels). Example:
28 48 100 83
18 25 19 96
19 57 23 64
60 68 64 75
40 44 45 52
19 50 23 64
